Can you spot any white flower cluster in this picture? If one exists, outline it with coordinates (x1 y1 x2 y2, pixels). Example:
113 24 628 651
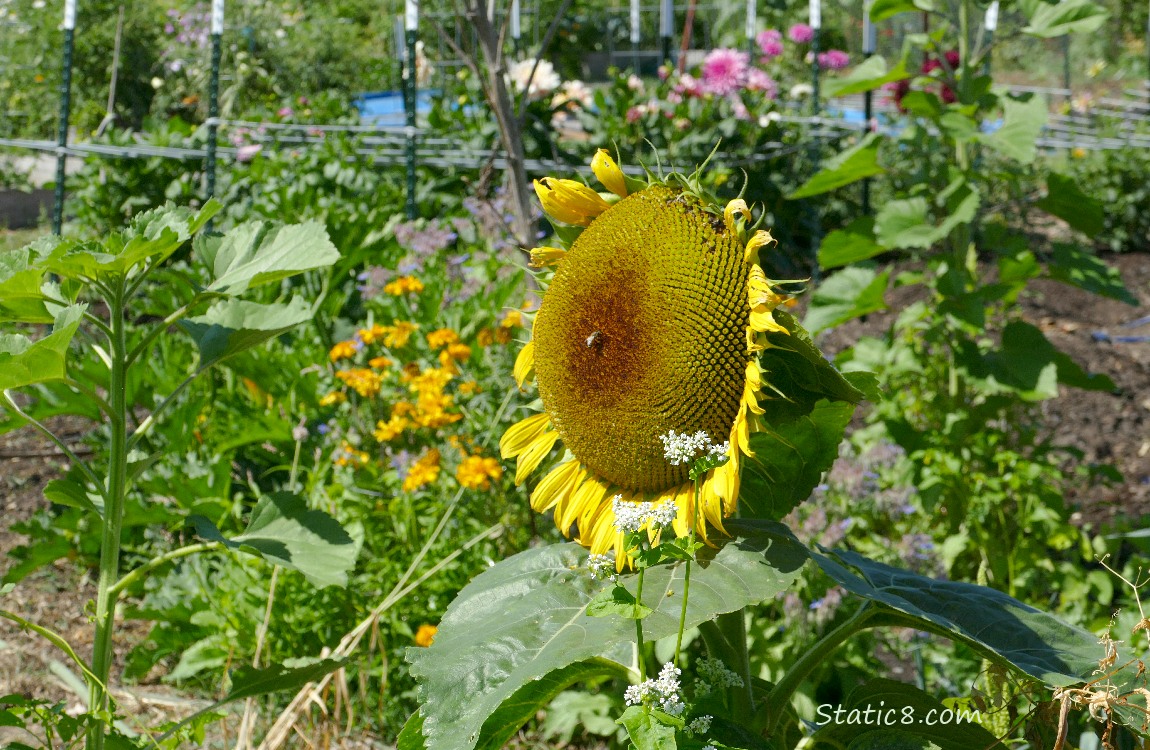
687 714 713 736
612 494 678 534
660 430 730 466
702 745 717 750
587 552 617 581
623 662 686 716
694 657 744 694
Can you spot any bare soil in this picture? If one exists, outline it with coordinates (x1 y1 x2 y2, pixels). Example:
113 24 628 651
819 251 1150 527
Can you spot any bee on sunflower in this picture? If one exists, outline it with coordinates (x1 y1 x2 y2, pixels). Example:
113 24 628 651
502 149 851 566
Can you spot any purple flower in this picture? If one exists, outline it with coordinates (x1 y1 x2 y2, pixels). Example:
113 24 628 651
788 23 814 43
700 48 750 96
277 106 294 117
817 49 851 70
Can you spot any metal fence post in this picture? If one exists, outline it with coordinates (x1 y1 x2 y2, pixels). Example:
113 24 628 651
631 0 641 72
862 0 875 215
660 0 673 65
404 0 418 220
205 0 223 229
51 0 77 236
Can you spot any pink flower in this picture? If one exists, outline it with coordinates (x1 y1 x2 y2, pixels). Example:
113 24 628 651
788 23 814 43
732 99 751 120
626 106 643 123
817 50 850 70
745 68 778 99
756 29 784 58
667 91 683 104
235 144 262 162
277 106 294 117
675 73 703 98
701 48 750 96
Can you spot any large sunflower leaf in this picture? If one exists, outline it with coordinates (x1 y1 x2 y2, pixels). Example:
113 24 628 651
190 492 358 588
759 311 866 423
196 220 340 296
407 523 809 750
0 305 86 391
741 400 854 522
813 549 1150 734
0 249 53 323
179 296 314 370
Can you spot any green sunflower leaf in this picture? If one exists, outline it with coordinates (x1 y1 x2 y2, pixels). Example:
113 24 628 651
759 311 867 423
813 549 1150 735
196 220 339 296
740 400 855 522
0 305 85 391
189 492 359 588
407 524 809 750
179 297 314 371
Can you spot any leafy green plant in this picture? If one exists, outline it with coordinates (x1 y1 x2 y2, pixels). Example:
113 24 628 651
0 202 357 747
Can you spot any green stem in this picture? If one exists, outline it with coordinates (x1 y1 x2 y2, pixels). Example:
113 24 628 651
107 542 223 599
673 478 701 667
634 566 647 680
763 602 876 735
63 377 112 418
0 609 104 693
715 609 755 716
87 282 128 750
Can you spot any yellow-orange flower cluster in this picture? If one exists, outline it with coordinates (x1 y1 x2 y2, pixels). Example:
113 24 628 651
455 454 503 490
329 340 359 362
403 449 441 491
385 276 425 295
334 368 383 398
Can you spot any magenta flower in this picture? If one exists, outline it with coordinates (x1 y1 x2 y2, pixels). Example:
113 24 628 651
788 23 814 43
701 48 750 96
817 50 850 70
756 29 784 58
277 106 294 117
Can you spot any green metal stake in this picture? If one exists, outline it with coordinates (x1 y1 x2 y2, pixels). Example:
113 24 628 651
205 0 223 230
404 23 417 220
51 0 77 236
808 0 822 278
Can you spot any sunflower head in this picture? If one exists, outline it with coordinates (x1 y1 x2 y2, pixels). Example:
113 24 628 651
503 150 827 563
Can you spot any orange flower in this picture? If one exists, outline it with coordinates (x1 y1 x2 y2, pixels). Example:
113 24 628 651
414 624 438 647
368 356 393 369
426 328 460 349
329 340 358 362
385 276 424 295
456 454 503 490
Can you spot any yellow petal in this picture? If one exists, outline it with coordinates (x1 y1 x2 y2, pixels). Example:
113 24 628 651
743 229 777 264
724 198 751 235
591 149 628 197
555 466 592 531
567 474 609 533
748 264 790 335
513 341 535 388
531 459 583 513
743 361 766 416
700 478 727 536
499 412 550 460
516 429 559 485
534 178 610 226
714 452 741 516
529 246 568 267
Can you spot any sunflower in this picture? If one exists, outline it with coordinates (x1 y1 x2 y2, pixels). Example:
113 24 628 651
500 149 790 563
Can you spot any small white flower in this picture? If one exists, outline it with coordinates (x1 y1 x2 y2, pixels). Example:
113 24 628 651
660 698 686 716
660 429 716 466
624 683 649 706
709 441 730 457
587 552 617 581
612 495 647 533
696 657 744 690
688 715 713 736
789 82 814 98
702 745 718 750
647 500 677 531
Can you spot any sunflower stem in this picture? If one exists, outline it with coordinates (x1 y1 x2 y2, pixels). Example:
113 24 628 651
673 477 701 667
634 565 647 681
